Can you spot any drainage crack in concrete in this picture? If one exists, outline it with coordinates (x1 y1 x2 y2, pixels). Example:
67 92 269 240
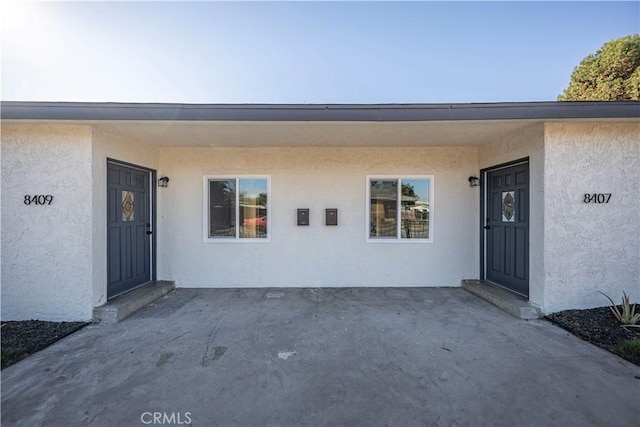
254 308 266 343
200 326 220 367
164 331 192 345
81 406 107 426
200 310 226 367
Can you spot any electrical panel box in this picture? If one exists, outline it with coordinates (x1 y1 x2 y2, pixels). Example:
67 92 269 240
297 209 310 226
326 208 338 226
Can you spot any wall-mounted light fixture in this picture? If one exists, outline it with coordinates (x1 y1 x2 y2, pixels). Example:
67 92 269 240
468 176 480 187
158 176 170 188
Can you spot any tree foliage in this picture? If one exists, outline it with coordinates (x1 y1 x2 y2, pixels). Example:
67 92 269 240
558 34 640 101
401 184 417 199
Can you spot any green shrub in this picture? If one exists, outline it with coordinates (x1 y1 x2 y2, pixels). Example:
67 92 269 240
1 348 27 369
614 339 640 364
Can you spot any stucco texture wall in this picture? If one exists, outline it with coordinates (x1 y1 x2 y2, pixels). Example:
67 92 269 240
158 146 479 288
543 122 640 313
478 123 545 308
1 124 93 321
91 128 159 307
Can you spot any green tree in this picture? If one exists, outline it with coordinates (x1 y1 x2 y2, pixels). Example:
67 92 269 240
257 193 267 208
210 180 235 206
558 34 640 101
401 184 418 199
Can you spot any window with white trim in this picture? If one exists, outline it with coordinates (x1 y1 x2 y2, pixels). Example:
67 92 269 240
366 176 433 242
204 176 270 241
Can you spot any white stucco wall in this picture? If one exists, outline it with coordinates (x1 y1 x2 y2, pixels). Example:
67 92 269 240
1 124 93 321
478 123 545 308
543 122 640 313
91 128 159 307
158 146 480 288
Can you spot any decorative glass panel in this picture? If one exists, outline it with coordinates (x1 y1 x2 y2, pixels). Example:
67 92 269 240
400 179 429 239
209 180 236 237
239 178 268 239
502 191 515 222
370 180 398 238
121 191 135 222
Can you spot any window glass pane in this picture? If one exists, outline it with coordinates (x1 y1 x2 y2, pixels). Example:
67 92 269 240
239 178 268 239
400 179 429 239
209 180 236 237
370 180 398 238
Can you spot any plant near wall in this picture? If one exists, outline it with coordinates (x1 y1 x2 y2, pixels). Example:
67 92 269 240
1 348 27 369
598 291 640 326
614 339 640 364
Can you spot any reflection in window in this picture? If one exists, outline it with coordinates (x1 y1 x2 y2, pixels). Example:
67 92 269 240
400 179 429 239
209 180 236 237
207 177 269 240
370 180 397 238
368 177 431 241
239 179 268 238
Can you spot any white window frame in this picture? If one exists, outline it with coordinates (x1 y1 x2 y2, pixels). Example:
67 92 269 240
365 175 434 243
203 175 271 243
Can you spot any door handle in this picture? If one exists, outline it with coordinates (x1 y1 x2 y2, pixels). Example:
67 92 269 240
146 230 153 235
483 225 491 230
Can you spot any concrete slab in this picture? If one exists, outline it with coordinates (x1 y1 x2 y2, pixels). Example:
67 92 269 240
92 280 175 323
462 279 542 319
2 288 638 426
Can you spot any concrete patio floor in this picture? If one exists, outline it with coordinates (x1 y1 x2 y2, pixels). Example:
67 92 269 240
2 287 639 426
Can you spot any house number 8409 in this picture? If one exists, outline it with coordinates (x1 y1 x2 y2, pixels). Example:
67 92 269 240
584 193 611 204
24 195 54 205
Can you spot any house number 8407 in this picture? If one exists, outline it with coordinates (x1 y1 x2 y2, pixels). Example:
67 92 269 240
24 195 54 205
584 193 611 204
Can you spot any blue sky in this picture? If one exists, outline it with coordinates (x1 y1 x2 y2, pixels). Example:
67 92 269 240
1 1 638 104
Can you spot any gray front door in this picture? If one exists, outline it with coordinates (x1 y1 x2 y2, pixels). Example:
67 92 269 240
107 161 152 299
484 161 529 297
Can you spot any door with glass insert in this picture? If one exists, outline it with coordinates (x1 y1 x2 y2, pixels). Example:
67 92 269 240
485 161 529 297
107 161 151 298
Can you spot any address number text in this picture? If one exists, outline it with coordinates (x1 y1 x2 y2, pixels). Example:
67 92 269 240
24 195 54 205
583 193 611 204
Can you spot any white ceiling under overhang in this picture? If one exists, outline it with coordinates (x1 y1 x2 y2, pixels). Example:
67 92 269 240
91 119 543 147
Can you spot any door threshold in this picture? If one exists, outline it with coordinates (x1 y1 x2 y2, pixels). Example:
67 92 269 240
108 280 153 301
461 279 541 320
94 281 175 323
484 279 529 300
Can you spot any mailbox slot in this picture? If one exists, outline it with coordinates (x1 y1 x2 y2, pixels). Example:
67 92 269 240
297 209 310 226
326 208 338 226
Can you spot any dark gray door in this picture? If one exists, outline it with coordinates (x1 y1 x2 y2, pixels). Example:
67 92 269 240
107 162 151 299
485 161 529 297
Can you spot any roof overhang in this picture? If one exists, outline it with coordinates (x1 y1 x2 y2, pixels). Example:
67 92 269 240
2 101 638 147
2 101 639 122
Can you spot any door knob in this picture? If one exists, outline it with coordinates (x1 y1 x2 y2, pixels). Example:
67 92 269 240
146 230 153 235
483 225 491 230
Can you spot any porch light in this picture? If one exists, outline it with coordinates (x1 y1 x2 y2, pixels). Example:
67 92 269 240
468 176 480 187
158 176 170 188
